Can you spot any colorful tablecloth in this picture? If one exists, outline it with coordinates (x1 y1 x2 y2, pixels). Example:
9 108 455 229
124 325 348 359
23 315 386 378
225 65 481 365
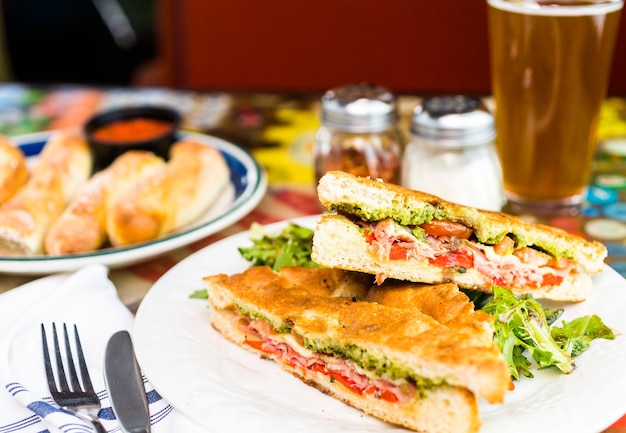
0 84 625 432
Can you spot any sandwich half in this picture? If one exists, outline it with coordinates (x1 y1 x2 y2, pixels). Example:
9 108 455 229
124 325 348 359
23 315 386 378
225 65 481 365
312 171 607 302
204 266 511 433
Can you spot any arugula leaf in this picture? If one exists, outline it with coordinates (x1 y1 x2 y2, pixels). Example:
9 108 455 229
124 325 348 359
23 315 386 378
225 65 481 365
189 288 209 300
238 222 321 271
482 286 574 379
482 286 615 380
551 314 615 357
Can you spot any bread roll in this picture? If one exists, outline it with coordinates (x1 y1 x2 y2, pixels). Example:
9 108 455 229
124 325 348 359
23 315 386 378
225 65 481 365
107 139 230 246
0 135 28 205
45 150 165 255
0 130 92 256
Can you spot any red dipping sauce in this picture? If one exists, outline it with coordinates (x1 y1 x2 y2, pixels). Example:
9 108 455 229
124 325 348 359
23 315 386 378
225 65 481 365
92 118 173 142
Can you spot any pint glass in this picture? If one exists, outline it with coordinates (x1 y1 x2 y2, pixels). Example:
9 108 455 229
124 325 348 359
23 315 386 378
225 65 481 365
487 0 623 210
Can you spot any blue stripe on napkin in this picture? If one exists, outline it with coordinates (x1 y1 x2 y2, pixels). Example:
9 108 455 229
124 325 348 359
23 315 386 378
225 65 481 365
2 380 172 433
0 415 42 433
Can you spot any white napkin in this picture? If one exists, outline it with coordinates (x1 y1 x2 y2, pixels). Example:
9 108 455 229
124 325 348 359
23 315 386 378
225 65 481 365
0 264 203 433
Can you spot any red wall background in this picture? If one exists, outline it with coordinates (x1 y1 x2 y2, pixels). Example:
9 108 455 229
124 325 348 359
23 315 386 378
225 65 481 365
159 1 626 95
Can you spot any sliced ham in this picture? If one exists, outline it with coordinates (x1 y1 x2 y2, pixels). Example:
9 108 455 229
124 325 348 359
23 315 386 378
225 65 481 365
362 218 575 289
240 317 416 403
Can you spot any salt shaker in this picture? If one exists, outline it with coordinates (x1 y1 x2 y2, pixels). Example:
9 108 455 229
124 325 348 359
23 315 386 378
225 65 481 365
402 95 504 211
314 83 404 184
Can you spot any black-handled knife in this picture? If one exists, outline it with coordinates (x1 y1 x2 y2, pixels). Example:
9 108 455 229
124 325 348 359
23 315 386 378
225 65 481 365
104 330 151 433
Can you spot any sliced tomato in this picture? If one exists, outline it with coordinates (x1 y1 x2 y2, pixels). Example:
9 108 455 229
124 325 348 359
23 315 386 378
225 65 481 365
421 220 473 239
309 363 327 374
255 339 405 403
328 371 364 394
490 274 508 286
513 247 551 267
309 362 400 402
494 235 515 255
244 339 266 351
389 242 410 260
428 250 474 269
375 273 386 285
379 389 399 403
547 255 572 269
244 338 286 357
308 362 360 393
541 273 564 286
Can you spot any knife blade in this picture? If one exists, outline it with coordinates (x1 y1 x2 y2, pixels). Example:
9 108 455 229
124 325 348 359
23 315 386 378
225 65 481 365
104 330 151 433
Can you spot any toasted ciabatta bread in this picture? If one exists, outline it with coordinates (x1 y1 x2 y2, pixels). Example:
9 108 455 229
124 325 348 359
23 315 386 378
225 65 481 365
0 130 92 256
312 171 607 301
204 266 511 433
0 135 28 205
44 150 165 254
107 139 230 246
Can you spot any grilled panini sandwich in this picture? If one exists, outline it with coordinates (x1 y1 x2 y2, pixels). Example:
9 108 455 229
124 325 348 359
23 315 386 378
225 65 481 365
312 171 607 302
204 266 511 433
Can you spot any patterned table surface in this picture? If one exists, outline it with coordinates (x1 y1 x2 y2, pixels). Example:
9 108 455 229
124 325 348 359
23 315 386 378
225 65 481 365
0 84 625 432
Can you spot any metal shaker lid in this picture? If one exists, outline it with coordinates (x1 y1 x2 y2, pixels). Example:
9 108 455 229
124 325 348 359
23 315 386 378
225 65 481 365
411 95 495 147
320 83 399 133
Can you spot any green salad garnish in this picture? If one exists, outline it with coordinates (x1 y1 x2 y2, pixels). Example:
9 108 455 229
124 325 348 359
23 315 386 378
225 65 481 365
238 222 321 271
482 286 614 380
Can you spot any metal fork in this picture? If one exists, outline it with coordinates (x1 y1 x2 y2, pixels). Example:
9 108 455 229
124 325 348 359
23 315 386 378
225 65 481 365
41 323 107 433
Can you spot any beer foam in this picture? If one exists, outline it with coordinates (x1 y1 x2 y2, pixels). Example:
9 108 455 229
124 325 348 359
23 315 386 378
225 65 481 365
487 0 623 16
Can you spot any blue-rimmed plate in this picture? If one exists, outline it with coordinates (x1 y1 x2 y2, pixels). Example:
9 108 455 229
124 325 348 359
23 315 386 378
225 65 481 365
0 130 267 275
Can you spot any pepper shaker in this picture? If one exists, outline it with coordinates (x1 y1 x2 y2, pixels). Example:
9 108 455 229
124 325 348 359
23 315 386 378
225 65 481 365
402 95 504 211
314 83 404 184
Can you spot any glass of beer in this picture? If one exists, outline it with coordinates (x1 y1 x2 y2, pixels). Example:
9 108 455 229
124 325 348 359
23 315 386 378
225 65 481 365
487 0 623 212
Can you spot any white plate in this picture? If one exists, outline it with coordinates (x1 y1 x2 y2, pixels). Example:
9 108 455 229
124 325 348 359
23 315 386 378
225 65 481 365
134 215 626 433
0 130 267 275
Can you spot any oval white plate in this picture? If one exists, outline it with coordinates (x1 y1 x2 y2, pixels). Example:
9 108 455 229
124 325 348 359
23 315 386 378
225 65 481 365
134 215 626 433
0 131 267 275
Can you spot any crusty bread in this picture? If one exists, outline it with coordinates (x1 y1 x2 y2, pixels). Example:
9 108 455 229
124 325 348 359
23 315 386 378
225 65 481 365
43 170 108 255
44 150 165 254
0 135 28 205
366 280 492 330
204 266 511 433
317 171 607 274
312 214 593 301
0 130 92 256
107 139 230 246
210 306 481 433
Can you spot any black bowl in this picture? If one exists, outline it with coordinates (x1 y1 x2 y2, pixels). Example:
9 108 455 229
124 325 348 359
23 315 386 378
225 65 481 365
84 105 181 171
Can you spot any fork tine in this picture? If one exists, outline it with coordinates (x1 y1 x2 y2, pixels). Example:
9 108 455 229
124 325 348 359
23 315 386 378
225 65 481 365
72 324 95 393
41 324 58 394
51 323 71 393
41 323 106 433
63 323 82 393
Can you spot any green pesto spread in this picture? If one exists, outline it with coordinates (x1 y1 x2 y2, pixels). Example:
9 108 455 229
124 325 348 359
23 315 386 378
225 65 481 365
330 202 448 227
303 337 443 390
235 302 444 392
330 202 576 260
235 301 293 333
